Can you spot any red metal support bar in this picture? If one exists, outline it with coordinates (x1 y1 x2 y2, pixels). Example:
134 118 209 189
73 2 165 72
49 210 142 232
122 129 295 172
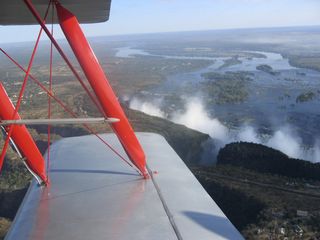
0 83 47 182
23 0 105 116
55 2 148 177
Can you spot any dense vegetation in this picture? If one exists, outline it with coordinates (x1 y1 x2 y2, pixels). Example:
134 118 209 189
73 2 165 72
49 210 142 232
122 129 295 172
288 56 320 72
193 164 320 239
200 71 252 104
0 151 31 239
296 91 316 103
256 64 279 75
217 142 320 181
218 57 242 69
196 175 266 230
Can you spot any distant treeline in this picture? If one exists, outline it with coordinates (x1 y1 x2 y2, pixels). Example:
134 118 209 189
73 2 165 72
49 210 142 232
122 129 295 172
217 142 320 181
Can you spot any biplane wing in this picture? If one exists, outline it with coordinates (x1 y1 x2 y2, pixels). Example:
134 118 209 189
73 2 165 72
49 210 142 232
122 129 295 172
6 133 243 240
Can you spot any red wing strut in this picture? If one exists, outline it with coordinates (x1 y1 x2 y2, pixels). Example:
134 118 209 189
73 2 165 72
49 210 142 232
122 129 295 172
54 2 148 178
0 82 47 184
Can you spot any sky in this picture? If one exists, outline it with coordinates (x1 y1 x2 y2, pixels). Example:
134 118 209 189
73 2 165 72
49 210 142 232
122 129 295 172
0 0 320 43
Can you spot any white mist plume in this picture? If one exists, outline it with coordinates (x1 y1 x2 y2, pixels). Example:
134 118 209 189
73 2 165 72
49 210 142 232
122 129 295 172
266 128 302 159
172 99 320 162
313 143 320 163
304 140 320 163
129 96 320 162
237 126 261 143
129 97 166 118
171 99 229 142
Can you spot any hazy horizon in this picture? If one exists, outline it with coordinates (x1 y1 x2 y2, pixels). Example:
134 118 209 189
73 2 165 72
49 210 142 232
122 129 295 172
1 24 320 45
1 0 320 44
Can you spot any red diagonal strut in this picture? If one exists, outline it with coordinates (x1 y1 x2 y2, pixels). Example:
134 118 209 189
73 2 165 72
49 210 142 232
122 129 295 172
54 2 148 177
0 83 47 183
